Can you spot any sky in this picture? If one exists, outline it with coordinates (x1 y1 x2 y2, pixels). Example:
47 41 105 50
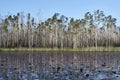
0 0 120 25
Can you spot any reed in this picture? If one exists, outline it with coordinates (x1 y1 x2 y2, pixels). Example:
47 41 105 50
0 47 120 52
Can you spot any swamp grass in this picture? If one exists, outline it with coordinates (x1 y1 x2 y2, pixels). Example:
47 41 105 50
0 47 120 52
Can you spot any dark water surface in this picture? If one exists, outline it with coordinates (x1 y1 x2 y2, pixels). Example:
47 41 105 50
0 52 120 80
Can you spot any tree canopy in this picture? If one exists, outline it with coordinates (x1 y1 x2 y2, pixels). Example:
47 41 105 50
0 10 120 48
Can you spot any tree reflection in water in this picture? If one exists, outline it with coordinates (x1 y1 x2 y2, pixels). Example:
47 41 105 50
0 52 120 80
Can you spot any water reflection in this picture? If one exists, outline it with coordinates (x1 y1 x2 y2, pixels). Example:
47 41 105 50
0 52 120 80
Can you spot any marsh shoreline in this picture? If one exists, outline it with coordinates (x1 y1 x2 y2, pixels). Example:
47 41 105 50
0 47 120 52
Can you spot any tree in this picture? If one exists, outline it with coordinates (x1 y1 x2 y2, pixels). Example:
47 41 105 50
0 10 119 49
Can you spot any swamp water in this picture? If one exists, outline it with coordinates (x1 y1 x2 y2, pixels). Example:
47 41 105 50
0 52 120 80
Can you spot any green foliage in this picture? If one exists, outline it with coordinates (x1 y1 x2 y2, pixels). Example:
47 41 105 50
0 10 120 49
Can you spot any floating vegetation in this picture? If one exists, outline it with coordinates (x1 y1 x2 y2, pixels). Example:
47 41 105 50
0 52 120 80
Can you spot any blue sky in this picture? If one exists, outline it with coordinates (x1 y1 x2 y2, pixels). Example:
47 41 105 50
0 0 120 25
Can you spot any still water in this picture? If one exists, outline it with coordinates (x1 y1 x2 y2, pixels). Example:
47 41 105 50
0 52 120 80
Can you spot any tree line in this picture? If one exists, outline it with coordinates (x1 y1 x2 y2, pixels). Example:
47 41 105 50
0 10 120 48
